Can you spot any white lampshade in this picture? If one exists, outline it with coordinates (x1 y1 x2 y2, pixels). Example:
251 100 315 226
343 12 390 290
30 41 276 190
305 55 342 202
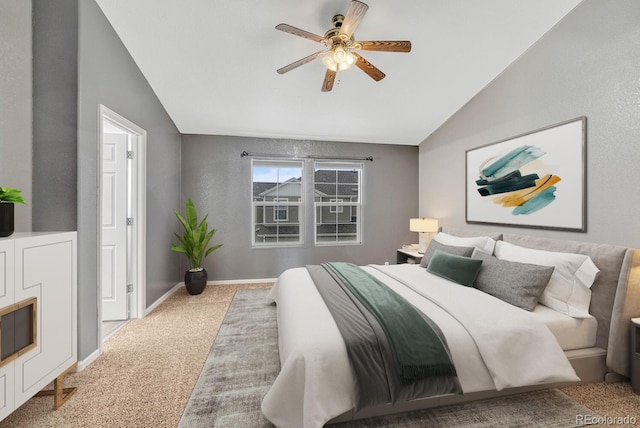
409 218 439 233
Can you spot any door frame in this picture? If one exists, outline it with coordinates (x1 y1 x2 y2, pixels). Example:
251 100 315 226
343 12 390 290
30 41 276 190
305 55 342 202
97 105 147 349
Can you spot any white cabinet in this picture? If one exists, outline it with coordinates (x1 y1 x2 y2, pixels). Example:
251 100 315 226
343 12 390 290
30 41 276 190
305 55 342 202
0 232 77 421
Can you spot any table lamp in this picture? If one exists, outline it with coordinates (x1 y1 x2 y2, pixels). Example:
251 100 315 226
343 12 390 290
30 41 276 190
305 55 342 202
410 218 439 253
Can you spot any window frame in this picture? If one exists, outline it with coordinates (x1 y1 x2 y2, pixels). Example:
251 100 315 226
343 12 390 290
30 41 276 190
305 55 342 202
313 161 363 246
251 159 304 247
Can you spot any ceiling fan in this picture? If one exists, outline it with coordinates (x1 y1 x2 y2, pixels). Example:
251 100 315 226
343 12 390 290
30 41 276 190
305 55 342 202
275 0 412 92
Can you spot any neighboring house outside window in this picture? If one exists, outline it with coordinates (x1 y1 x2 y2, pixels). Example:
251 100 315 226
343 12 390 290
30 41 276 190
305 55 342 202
314 162 362 245
252 160 303 246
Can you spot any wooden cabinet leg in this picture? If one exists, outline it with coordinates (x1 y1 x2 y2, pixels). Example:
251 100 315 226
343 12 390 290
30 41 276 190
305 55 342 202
35 362 78 409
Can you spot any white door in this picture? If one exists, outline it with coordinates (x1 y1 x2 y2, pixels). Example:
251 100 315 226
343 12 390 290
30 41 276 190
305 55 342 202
101 133 128 321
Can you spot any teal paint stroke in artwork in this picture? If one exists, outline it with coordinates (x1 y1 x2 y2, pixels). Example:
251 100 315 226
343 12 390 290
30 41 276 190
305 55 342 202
482 145 546 179
476 170 521 186
477 173 539 196
512 187 557 215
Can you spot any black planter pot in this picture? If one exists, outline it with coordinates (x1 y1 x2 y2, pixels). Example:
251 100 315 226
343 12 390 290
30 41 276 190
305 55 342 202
184 268 208 295
0 203 14 238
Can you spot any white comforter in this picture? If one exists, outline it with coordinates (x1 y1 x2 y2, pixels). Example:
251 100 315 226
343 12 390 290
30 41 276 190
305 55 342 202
261 264 579 428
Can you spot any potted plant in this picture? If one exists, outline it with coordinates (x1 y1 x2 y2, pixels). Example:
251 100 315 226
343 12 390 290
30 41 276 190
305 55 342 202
0 187 26 238
171 198 223 295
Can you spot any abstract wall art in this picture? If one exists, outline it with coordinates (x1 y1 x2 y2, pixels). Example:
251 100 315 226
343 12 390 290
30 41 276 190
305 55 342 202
466 117 586 231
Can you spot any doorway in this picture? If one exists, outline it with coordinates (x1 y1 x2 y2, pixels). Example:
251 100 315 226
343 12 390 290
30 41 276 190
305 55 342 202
98 105 147 346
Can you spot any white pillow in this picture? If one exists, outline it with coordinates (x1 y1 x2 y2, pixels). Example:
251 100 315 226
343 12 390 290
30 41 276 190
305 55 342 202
434 232 496 254
493 241 600 318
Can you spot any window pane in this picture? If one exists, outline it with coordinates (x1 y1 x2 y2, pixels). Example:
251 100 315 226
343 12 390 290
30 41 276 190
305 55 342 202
337 169 359 183
316 204 359 243
254 204 301 244
252 159 303 247
337 184 358 202
276 224 300 243
314 162 362 245
316 218 337 243
253 164 302 200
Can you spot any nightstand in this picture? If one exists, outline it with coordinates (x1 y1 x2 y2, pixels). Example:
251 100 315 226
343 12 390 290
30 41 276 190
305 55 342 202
631 318 640 392
397 248 423 265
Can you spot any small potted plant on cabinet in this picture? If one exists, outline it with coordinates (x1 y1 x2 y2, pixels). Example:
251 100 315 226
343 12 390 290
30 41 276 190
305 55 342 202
0 187 26 237
171 198 223 295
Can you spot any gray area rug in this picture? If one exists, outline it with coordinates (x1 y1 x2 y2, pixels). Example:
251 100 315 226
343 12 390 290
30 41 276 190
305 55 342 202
179 288 597 427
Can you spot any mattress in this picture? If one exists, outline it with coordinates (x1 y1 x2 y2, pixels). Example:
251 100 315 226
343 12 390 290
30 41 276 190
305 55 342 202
393 263 598 351
262 263 581 428
531 304 597 351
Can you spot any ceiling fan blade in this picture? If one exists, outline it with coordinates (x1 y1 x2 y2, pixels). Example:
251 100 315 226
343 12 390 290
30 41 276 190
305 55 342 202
358 40 412 53
339 1 368 40
321 69 336 92
277 51 324 74
353 52 385 81
275 23 324 43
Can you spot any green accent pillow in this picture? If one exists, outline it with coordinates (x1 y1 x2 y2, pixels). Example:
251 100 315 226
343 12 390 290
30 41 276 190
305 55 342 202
419 240 475 268
426 250 483 287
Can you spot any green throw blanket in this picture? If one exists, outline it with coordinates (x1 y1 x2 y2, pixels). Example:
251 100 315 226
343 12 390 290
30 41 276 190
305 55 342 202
324 262 456 385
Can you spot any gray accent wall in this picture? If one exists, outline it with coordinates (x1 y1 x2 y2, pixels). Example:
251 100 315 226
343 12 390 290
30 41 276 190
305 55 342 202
32 0 78 231
0 0 32 231
76 0 182 360
181 135 418 279
418 0 640 248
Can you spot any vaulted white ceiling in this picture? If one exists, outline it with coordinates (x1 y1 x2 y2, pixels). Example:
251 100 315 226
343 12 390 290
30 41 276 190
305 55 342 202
95 0 582 146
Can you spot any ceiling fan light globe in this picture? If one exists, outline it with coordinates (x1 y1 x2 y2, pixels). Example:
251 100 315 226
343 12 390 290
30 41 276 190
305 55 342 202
322 54 337 71
334 46 346 62
345 51 356 65
338 61 351 71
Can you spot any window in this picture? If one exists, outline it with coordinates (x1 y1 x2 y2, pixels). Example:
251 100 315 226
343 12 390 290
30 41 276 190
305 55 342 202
314 162 362 245
329 199 343 214
252 160 303 246
273 198 289 221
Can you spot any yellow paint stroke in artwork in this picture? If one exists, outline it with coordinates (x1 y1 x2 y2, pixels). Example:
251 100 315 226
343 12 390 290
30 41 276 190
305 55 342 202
494 174 561 207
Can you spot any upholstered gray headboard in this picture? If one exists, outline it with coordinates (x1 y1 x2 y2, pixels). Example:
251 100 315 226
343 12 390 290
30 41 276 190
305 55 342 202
440 226 640 377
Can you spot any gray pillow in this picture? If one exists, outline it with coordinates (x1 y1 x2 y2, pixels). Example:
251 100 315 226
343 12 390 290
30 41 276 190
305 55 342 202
420 240 475 268
427 250 483 287
471 249 555 311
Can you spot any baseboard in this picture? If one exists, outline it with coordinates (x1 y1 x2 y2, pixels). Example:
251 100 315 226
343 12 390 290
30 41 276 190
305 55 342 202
77 348 101 372
145 282 182 316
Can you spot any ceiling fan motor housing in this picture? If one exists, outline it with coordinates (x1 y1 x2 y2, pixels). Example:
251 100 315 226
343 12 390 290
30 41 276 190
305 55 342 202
324 14 355 45
332 13 345 28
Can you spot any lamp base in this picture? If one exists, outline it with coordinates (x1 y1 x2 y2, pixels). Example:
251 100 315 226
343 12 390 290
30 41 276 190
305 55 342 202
418 232 431 254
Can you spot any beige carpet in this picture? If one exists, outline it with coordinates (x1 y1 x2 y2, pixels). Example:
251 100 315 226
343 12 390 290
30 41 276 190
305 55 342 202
0 282 638 427
0 283 272 428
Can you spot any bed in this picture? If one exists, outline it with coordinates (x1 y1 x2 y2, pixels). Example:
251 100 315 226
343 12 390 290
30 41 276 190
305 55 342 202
261 227 640 428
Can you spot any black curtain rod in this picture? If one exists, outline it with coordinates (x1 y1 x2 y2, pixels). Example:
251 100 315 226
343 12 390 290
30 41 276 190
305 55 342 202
240 150 373 162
